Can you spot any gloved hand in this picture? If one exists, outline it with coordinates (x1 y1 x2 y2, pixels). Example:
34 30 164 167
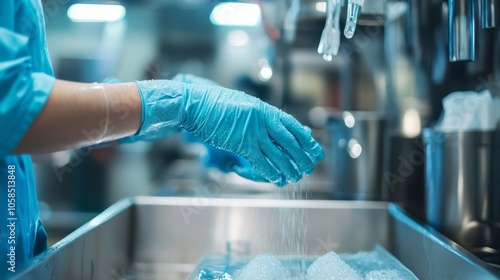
126 77 323 186
120 74 216 143
119 74 271 183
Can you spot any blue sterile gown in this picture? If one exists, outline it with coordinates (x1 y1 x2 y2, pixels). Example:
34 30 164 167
0 0 56 276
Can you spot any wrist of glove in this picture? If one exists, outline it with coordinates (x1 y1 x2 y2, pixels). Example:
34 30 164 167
119 74 215 143
132 77 323 186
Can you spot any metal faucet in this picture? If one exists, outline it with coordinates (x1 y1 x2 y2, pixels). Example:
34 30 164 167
480 0 500 28
448 0 475 62
449 0 499 62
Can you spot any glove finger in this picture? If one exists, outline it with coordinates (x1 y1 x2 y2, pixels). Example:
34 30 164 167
244 152 283 184
275 177 288 187
232 165 269 182
268 125 315 175
259 137 301 183
303 125 312 134
280 114 324 162
236 154 288 187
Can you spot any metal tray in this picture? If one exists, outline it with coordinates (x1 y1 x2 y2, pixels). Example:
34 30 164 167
16 197 500 279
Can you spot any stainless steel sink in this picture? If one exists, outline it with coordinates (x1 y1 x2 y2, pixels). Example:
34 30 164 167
16 197 500 279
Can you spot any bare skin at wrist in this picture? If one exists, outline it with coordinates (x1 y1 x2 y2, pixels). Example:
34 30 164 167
14 80 142 154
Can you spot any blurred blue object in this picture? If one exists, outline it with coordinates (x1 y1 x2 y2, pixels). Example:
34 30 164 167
184 132 268 183
129 77 323 186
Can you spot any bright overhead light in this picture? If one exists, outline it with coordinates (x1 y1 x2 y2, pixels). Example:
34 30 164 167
210 3 262 26
67 4 126 22
315 2 327 12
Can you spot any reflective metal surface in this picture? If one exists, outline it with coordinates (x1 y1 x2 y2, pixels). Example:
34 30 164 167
449 0 476 61
15 197 500 279
384 0 498 125
424 129 500 265
382 132 426 221
389 204 500 279
384 1 431 131
481 0 500 28
329 111 387 200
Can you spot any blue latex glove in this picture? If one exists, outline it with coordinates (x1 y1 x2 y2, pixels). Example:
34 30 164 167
127 78 323 186
121 74 215 143
119 74 270 182
166 75 271 182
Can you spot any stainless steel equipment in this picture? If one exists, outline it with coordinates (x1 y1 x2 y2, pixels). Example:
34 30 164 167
449 0 476 61
328 111 387 200
382 132 426 221
16 197 500 279
481 0 500 28
424 129 500 266
276 0 500 269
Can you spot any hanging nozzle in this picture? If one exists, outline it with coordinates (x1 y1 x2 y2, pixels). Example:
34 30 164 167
344 0 364 39
318 0 342 61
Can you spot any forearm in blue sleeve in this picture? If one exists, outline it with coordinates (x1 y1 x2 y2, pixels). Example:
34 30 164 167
0 27 55 157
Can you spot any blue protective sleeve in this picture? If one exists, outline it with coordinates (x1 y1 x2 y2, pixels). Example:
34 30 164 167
0 27 55 157
0 0 52 275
